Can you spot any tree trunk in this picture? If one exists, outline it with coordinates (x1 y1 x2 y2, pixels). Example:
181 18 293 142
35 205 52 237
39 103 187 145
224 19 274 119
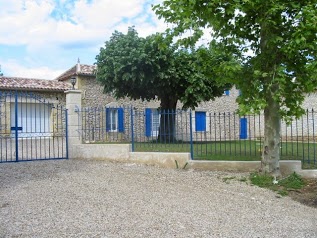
259 17 281 175
261 96 281 176
158 96 178 143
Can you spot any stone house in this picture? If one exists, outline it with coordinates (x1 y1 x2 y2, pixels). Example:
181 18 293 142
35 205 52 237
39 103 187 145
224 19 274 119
54 61 317 142
1 61 316 143
54 61 240 109
0 76 70 137
54 62 241 142
0 76 70 161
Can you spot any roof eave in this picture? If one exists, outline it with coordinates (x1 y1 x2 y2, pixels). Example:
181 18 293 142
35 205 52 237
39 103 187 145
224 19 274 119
0 87 69 92
57 73 96 82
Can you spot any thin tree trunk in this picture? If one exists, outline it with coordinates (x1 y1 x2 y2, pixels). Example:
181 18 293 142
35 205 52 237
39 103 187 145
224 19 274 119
158 96 177 143
261 96 281 176
259 18 281 175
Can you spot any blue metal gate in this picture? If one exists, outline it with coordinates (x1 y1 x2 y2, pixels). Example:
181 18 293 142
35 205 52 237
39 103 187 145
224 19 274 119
0 91 68 163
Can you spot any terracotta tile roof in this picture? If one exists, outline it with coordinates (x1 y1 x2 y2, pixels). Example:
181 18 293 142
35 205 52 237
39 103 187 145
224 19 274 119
55 64 96 81
80 64 96 75
0 76 71 92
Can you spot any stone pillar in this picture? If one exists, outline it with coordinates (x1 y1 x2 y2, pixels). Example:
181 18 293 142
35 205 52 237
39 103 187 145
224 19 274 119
65 90 82 158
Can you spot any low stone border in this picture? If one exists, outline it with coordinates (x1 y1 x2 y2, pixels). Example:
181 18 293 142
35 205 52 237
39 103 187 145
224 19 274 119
71 144 317 178
187 160 317 178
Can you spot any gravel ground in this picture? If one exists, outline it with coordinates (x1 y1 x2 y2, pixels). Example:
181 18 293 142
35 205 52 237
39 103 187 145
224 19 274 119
0 159 316 238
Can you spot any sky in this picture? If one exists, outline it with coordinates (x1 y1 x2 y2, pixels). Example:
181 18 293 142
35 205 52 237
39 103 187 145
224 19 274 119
0 0 168 79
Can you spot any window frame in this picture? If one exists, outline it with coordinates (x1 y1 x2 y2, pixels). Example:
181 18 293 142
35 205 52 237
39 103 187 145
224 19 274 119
108 108 118 132
105 107 124 133
145 108 161 137
194 111 207 132
10 102 52 138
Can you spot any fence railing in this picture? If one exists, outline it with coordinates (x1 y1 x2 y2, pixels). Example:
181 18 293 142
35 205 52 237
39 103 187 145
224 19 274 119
78 107 317 168
79 106 132 143
0 90 68 163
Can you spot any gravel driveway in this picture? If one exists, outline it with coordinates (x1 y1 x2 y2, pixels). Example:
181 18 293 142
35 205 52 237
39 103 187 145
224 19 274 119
0 159 316 238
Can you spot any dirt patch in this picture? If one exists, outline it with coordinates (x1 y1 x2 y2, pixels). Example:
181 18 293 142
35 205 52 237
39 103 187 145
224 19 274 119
288 178 317 208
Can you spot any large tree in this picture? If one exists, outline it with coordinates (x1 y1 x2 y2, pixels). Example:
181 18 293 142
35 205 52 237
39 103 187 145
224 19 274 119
95 27 232 141
154 1 317 174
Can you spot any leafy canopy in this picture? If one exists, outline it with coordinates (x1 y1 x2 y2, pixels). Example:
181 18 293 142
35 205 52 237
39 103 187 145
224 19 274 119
154 1 317 119
95 27 232 109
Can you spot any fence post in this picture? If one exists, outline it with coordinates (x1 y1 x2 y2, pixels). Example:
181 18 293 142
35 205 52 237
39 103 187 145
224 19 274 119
65 109 69 160
65 90 82 158
14 91 19 162
189 110 193 160
130 107 134 152
312 109 316 165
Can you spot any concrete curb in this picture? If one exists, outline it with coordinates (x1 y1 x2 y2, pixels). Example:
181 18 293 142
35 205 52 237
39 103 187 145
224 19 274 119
187 160 317 178
71 144 317 178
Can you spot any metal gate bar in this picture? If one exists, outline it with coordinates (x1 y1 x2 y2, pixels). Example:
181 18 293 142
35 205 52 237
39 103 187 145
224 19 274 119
0 90 68 163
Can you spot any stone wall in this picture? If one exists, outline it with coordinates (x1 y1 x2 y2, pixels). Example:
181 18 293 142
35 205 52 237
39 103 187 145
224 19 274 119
77 76 317 140
196 87 239 111
77 76 242 142
33 91 66 107
303 92 317 109
78 107 246 143
78 76 239 111
77 75 317 112
78 76 161 109
0 90 66 106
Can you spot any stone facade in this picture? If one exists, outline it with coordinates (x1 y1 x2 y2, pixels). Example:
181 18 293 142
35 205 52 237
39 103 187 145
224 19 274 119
74 75 317 141
76 76 242 142
75 74 239 112
32 91 66 107
58 63 317 142
77 75 161 109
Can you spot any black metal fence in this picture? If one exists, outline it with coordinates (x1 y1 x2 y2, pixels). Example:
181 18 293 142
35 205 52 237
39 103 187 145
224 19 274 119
78 107 317 168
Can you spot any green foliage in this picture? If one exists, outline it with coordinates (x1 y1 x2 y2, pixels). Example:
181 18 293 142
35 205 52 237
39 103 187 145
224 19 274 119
250 173 274 188
154 0 317 119
250 172 305 196
154 0 317 173
278 172 306 190
95 27 233 110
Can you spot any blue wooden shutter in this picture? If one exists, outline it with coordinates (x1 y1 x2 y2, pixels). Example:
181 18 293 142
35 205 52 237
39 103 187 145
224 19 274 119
195 111 206 132
225 90 230 96
240 118 248 139
145 108 152 137
118 108 124 132
105 107 110 132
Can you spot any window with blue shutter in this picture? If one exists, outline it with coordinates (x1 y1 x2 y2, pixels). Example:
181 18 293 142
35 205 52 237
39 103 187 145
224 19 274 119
145 108 152 137
105 108 110 132
151 110 160 136
224 90 230 96
145 108 160 137
240 117 248 139
105 107 124 132
195 111 206 132
118 108 124 132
